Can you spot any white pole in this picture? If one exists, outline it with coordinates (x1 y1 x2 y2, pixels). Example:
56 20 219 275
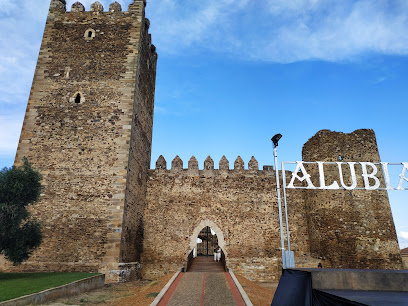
282 162 291 253
274 145 286 269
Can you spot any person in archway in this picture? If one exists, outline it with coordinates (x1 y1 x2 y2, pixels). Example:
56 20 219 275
216 245 222 262
214 245 218 261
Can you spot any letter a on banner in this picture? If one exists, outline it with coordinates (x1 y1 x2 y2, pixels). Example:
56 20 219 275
287 161 316 189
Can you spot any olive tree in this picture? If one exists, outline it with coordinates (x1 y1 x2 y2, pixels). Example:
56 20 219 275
0 158 43 265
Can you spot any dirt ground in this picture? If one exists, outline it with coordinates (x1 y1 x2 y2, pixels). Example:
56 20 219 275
236 275 277 306
48 273 277 306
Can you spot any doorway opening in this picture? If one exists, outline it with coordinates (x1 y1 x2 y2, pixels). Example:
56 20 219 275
196 226 218 256
186 226 226 272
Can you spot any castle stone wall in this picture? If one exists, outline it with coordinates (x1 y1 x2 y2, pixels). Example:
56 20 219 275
142 156 317 282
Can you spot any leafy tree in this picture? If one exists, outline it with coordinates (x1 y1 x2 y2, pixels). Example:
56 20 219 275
0 158 43 265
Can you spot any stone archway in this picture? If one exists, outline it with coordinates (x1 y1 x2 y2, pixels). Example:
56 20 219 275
188 219 227 259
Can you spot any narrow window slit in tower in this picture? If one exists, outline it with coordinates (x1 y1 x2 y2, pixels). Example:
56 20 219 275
75 93 81 104
88 31 93 38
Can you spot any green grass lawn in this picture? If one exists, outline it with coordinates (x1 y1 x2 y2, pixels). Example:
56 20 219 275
0 272 100 302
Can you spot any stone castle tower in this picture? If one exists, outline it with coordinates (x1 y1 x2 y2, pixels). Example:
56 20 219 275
302 130 402 269
6 0 157 282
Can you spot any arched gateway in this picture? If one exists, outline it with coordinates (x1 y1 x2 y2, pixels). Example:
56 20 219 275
188 219 227 257
185 220 228 272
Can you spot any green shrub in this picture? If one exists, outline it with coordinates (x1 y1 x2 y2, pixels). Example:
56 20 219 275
0 158 43 265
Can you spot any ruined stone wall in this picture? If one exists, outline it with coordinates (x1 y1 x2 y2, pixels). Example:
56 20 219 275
302 129 403 269
143 156 315 282
0 0 157 282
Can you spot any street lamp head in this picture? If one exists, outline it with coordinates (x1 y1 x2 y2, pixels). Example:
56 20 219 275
271 134 282 147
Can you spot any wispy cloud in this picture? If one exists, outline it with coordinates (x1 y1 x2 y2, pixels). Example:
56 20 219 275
374 76 387 84
0 114 23 156
0 0 17 15
0 1 49 162
398 231 408 249
154 105 167 114
0 1 47 106
146 0 408 62
400 232 408 239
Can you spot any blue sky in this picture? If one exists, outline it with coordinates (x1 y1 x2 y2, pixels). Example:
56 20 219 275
0 0 407 248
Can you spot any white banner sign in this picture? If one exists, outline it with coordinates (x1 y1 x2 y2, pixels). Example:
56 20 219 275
283 161 408 190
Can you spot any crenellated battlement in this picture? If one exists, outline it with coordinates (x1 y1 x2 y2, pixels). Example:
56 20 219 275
50 0 146 14
153 155 273 173
46 0 157 59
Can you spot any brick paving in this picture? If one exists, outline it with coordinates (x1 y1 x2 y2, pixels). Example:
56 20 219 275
161 272 245 306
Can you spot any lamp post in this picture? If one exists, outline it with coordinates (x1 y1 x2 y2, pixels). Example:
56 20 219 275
272 134 286 269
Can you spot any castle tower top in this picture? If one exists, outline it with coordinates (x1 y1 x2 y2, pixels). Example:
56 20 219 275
49 0 147 14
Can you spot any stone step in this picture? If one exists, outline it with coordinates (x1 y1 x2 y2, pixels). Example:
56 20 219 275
188 256 225 272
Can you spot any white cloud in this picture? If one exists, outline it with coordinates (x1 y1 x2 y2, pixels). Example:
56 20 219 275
0 1 46 106
399 232 408 239
145 0 408 62
398 232 408 249
0 0 17 15
374 77 387 84
0 115 23 155
154 105 167 114
265 0 326 15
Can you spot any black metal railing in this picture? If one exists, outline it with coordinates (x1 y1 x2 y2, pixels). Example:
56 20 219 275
186 249 194 272
220 250 227 271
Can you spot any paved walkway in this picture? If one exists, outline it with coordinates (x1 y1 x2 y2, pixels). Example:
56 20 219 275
158 272 245 306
